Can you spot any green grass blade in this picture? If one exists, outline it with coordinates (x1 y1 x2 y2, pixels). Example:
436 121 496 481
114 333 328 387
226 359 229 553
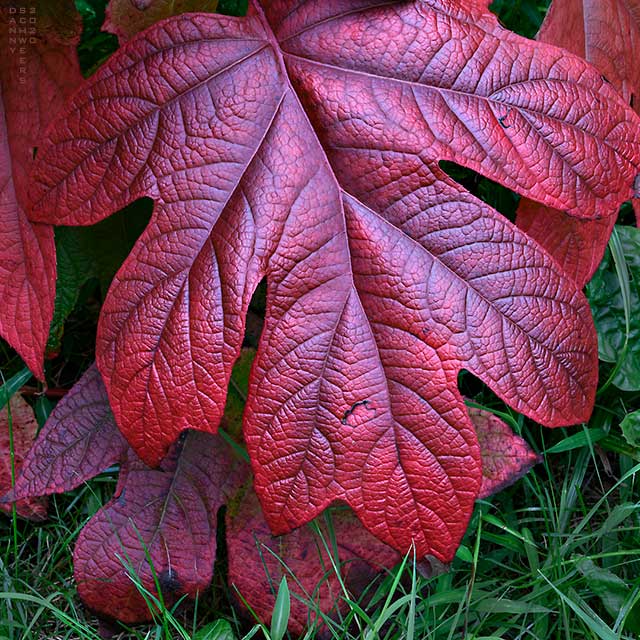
270 576 290 640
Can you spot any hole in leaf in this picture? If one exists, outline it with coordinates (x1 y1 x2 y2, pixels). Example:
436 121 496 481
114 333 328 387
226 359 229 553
439 160 521 222
76 0 119 77
244 278 266 348
489 0 551 39
46 198 153 381
217 0 249 16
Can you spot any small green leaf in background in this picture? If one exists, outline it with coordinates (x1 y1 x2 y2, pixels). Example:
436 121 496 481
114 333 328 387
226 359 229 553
223 348 256 440
587 226 640 391
193 619 236 640
576 557 640 635
620 410 640 448
0 367 32 411
48 199 152 352
270 576 290 640
217 0 248 16
75 0 119 75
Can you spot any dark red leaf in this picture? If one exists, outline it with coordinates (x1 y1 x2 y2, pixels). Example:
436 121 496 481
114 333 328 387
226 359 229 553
0 0 82 377
74 431 247 623
27 1 640 561
8 364 128 500
516 0 640 284
467 406 541 499
0 396 47 521
227 491 400 634
104 0 220 44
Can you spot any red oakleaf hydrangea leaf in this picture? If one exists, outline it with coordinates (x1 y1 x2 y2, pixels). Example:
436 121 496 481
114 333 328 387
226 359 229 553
227 491 400 635
28 1 640 561
0 396 47 521
516 0 640 286
467 406 541 500
104 0 219 44
0 0 82 377
7 364 128 500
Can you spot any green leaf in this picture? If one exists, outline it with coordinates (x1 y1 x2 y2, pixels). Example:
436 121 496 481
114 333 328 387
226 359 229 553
217 0 248 16
576 557 640 634
0 367 32 410
270 576 290 640
587 226 640 391
545 428 608 454
539 574 618 640
48 199 151 351
193 620 237 640
620 410 640 448
223 348 255 439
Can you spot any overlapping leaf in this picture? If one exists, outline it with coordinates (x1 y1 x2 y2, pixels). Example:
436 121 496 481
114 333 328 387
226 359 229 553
28 0 640 560
8 365 396 628
74 432 246 623
516 0 640 286
8 365 248 622
469 406 541 499
0 0 82 377
7 364 128 499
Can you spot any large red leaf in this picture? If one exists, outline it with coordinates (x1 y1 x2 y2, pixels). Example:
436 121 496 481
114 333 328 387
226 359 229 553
516 0 640 286
0 0 82 377
0 395 47 521
28 1 640 561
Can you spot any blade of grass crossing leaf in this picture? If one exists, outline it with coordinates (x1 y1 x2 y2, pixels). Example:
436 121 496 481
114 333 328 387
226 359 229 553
232 586 269 638
270 576 290 640
219 428 250 462
545 428 607 453
0 367 31 410
406 547 417 640
464 400 520 432
364 551 410 640
240 624 263 640
307 519 366 635
538 575 617 640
